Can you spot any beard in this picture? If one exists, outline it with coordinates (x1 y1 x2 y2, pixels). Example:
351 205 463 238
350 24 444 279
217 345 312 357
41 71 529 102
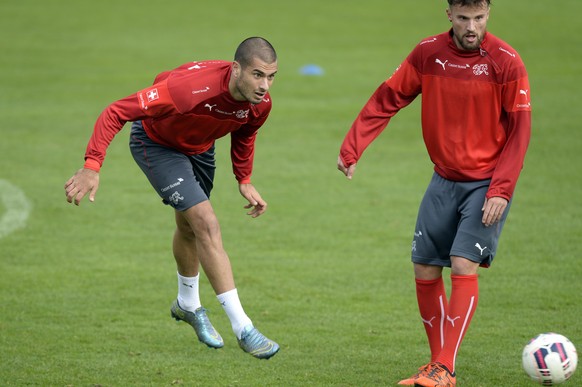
456 32 483 51
235 82 263 105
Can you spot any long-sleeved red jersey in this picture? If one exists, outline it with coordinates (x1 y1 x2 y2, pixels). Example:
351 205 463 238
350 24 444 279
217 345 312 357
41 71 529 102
340 30 531 200
84 60 272 184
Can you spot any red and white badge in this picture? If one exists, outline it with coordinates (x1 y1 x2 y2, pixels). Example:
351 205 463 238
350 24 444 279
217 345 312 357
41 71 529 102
146 88 159 102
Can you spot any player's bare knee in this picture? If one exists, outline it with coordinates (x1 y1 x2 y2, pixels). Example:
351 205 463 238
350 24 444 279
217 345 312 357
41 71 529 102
195 217 222 241
450 256 479 275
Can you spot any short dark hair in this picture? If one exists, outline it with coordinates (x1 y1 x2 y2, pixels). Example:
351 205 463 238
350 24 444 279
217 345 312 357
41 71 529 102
447 0 490 6
234 37 277 68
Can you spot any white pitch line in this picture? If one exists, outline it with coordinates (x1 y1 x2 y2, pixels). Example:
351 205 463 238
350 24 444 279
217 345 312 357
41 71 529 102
0 179 32 239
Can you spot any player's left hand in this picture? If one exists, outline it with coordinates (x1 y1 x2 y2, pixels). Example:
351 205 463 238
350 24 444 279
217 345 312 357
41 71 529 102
239 183 267 218
482 196 508 227
337 156 356 179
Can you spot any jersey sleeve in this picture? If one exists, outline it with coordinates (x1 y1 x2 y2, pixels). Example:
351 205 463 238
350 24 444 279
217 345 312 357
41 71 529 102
228 94 272 184
339 59 421 167
487 72 532 200
84 80 177 171
230 123 259 184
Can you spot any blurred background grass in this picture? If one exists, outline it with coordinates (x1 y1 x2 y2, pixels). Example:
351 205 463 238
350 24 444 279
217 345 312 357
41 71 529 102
1 0 581 385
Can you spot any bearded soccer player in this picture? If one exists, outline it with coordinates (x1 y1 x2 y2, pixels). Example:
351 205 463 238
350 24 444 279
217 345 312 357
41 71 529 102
65 37 279 359
337 1 531 385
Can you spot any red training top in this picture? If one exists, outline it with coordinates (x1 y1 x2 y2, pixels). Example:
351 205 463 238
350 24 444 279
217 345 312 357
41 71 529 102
340 30 531 200
84 60 272 184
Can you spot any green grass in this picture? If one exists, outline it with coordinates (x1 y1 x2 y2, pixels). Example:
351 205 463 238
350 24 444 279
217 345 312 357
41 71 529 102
1 0 582 385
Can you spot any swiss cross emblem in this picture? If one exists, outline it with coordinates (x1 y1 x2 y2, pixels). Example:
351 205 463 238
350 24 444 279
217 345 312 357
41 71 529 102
472 64 489 76
236 109 249 119
146 88 159 102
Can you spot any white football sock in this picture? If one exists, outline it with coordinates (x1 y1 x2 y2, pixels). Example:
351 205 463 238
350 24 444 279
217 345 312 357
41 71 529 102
177 272 201 312
217 288 253 339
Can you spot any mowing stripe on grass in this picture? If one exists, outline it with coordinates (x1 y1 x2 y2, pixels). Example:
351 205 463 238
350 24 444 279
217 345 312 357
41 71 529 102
0 179 32 239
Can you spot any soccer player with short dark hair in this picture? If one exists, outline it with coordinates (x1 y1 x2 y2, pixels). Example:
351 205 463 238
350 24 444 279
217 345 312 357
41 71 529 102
65 37 279 359
337 1 531 385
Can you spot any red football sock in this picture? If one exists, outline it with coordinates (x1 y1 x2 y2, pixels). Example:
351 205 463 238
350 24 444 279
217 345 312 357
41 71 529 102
436 274 479 373
415 277 449 362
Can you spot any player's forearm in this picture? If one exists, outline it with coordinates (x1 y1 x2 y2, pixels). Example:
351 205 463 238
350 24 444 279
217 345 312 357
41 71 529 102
84 96 144 171
486 111 531 200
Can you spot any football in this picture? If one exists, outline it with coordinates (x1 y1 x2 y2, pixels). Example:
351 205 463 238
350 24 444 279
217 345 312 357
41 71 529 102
522 333 578 385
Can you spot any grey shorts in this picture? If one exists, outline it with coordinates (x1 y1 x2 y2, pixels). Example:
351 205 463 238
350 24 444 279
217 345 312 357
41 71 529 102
411 172 511 268
129 121 216 211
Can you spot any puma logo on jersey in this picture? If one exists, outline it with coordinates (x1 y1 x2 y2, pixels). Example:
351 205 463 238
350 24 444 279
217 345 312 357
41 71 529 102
475 243 487 255
435 58 448 70
520 89 529 96
205 103 217 111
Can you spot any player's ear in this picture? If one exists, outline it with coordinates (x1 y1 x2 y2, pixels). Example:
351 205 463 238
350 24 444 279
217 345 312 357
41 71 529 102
446 8 452 22
232 61 241 78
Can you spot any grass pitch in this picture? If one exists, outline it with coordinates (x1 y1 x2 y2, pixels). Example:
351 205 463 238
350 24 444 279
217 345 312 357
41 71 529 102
1 1 581 385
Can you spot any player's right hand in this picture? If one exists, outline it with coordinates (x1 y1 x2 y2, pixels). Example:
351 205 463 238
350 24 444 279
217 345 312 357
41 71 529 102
64 168 100 206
